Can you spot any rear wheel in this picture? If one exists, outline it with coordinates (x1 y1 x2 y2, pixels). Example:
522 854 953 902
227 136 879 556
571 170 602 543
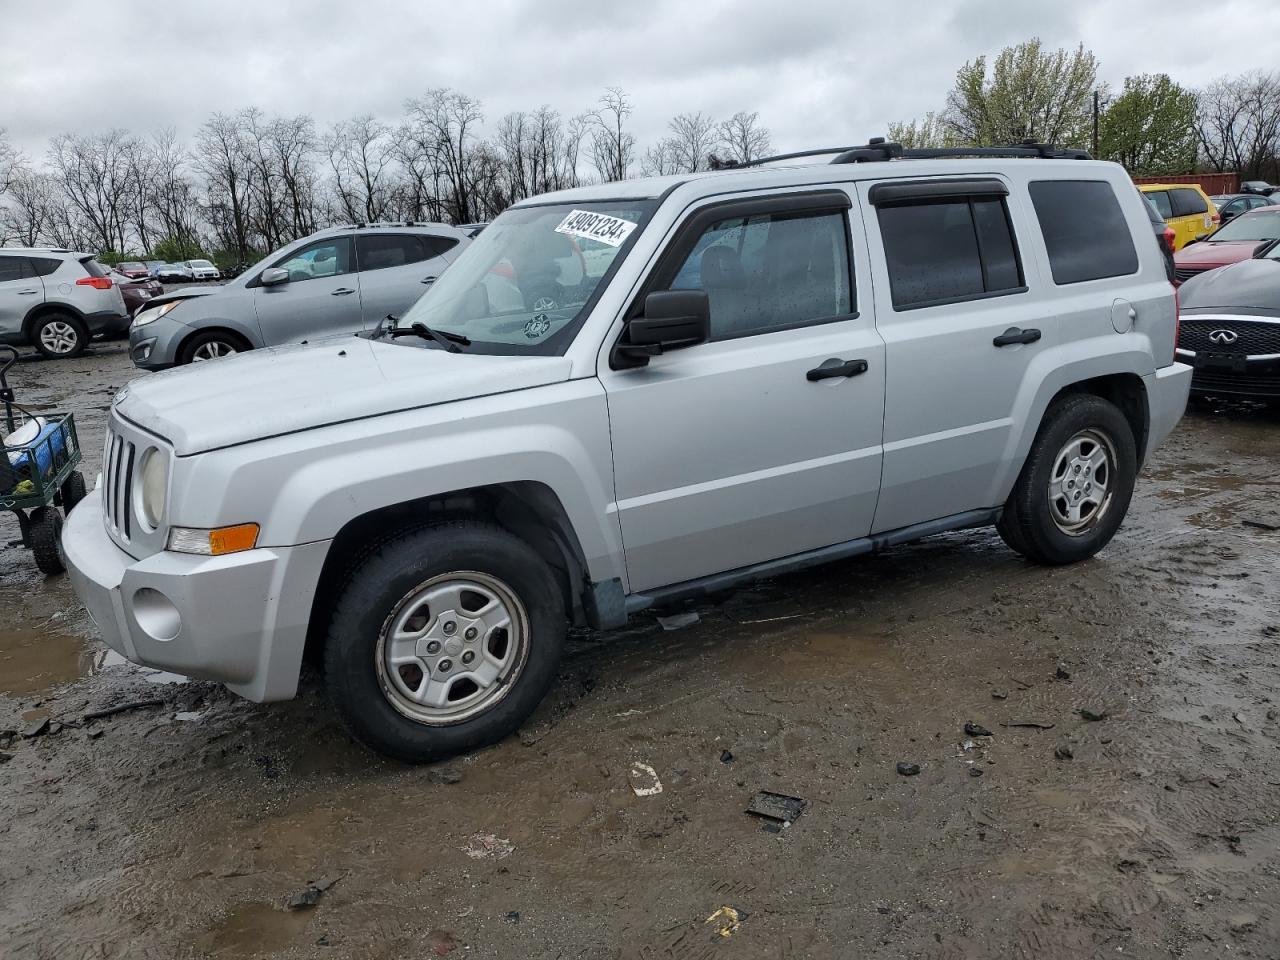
32 313 89 359
60 470 87 513
179 330 247 364
323 520 567 762
997 394 1137 565
29 506 65 576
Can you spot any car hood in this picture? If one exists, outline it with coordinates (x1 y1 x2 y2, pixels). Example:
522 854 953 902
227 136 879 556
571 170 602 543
1179 258 1280 311
1175 240 1262 268
114 337 574 455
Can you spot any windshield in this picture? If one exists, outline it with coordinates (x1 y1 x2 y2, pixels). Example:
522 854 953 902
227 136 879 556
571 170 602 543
1209 211 1280 242
393 200 654 355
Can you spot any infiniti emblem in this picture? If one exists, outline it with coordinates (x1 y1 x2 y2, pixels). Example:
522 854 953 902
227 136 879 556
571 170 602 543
1209 329 1239 345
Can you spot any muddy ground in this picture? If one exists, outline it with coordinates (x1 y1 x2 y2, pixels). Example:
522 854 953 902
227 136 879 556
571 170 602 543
2 341 1279 960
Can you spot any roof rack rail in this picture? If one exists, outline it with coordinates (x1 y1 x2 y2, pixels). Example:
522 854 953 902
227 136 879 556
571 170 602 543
709 138 1092 169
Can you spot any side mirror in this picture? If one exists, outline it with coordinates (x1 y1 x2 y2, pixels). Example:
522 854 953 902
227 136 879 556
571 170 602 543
260 267 289 286
1185 236 1201 246
612 290 710 368
1220 210 1236 222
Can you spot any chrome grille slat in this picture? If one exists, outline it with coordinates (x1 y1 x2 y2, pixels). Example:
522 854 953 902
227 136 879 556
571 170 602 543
121 443 135 540
100 416 167 558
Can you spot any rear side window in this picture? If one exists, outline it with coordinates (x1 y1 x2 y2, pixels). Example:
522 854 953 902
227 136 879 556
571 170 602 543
0 256 31 283
1030 181 1139 285
420 235 460 258
877 197 1024 309
357 234 433 271
80 258 110 278
29 257 61 277
1144 190 1173 219
1169 188 1208 217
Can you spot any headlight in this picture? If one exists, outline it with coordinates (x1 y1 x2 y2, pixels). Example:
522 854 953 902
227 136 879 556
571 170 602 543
135 447 168 530
132 300 182 327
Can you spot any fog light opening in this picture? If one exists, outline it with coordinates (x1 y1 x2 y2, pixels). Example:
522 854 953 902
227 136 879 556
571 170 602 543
132 587 182 642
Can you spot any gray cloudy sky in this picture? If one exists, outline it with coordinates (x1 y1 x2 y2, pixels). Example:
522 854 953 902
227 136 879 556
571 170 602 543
3 0 1278 162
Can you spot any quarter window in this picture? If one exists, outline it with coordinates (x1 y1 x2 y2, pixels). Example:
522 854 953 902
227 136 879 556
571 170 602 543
1030 180 1139 285
1145 190 1173 219
877 197 1024 309
270 237 354 283
665 209 853 340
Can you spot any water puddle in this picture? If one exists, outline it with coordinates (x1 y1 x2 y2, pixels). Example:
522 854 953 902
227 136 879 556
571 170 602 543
0 625 95 698
202 901 314 957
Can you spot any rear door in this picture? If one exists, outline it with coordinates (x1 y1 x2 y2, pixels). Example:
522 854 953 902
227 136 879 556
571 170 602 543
250 236 361 345
600 189 885 592
859 176 1046 533
353 232 460 324
0 256 42 339
1169 187 1213 248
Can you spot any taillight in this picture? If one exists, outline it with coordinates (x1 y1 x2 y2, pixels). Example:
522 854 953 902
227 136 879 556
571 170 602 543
1163 226 1176 252
76 276 113 290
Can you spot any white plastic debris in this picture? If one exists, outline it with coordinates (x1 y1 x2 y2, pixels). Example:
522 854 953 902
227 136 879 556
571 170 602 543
629 761 664 796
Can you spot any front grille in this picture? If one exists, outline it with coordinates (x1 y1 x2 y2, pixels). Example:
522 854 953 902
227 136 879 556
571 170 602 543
102 426 136 542
1192 369 1280 398
1178 318 1280 356
1175 266 1207 283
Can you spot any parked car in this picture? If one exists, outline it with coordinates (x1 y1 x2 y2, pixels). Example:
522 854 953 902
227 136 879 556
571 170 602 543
1176 239 1280 401
110 271 164 317
1141 191 1177 282
155 262 194 283
1138 183 1219 250
1173 206 1280 284
0 249 129 358
144 259 166 277
1239 180 1277 196
66 142 1190 762
129 223 471 367
1208 193 1279 223
116 260 151 280
185 258 221 281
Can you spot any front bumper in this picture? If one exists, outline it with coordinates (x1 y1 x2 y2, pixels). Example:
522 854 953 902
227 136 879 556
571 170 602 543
63 489 331 702
85 309 131 337
1144 362 1193 458
128 313 185 369
1177 351 1280 399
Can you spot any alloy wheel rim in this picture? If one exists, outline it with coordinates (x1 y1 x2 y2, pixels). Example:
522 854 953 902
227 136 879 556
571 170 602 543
39 321 79 355
191 341 236 361
1047 428 1116 536
375 571 531 725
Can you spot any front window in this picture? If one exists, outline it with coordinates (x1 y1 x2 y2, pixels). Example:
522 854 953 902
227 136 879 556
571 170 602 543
392 200 654 355
270 238 353 282
1208 211 1280 242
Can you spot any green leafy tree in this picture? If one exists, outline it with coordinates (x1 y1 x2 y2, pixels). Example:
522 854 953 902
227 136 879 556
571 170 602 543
149 235 206 262
888 112 956 149
1098 74 1198 175
944 39 1100 148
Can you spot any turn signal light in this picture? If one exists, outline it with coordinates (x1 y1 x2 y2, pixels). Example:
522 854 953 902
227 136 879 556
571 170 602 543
167 523 260 556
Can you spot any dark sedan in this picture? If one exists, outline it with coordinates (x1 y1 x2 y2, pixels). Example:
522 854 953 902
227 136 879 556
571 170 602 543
1176 240 1280 401
110 272 164 317
1208 193 1280 224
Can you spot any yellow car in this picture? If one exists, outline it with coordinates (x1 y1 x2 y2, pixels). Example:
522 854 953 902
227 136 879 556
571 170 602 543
1138 183 1220 250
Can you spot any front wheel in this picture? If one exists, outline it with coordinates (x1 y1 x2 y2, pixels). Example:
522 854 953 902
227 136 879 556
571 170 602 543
323 520 567 762
997 394 1137 565
179 330 246 364
29 506 65 576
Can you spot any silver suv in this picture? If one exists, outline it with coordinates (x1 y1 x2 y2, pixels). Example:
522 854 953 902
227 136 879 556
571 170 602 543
0 249 129 358
129 223 471 367
65 141 1192 762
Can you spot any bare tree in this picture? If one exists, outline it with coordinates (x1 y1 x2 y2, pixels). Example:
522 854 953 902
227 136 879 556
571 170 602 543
47 130 139 252
664 112 718 173
1197 71 1280 181
588 87 635 182
327 115 396 223
717 111 772 164
196 113 253 258
147 128 202 257
1 165 57 246
403 88 488 223
641 137 680 177
0 128 18 199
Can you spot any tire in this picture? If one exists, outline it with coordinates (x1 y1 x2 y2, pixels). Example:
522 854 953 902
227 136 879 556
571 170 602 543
323 520 567 763
29 506 65 576
997 394 1137 566
60 470 87 513
32 313 89 359
178 330 247 364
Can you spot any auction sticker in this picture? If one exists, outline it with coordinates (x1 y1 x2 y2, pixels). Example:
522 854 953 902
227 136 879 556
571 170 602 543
554 209 638 247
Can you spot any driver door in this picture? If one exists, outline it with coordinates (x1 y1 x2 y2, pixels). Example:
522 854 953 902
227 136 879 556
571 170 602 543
251 236 363 345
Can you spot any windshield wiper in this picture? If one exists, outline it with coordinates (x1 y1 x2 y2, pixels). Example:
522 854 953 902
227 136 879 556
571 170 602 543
387 316 471 353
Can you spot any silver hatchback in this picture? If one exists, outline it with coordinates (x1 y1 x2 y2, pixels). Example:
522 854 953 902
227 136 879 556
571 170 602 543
129 223 470 368
0 249 130 358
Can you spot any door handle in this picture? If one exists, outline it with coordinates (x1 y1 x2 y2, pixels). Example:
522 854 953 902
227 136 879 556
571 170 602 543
993 327 1041 347
331 287 355 296
18 290 38 295
421 275 438 285
807 358 868 381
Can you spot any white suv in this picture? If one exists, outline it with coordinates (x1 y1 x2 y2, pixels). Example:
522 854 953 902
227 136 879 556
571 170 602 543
64 141 1191 761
